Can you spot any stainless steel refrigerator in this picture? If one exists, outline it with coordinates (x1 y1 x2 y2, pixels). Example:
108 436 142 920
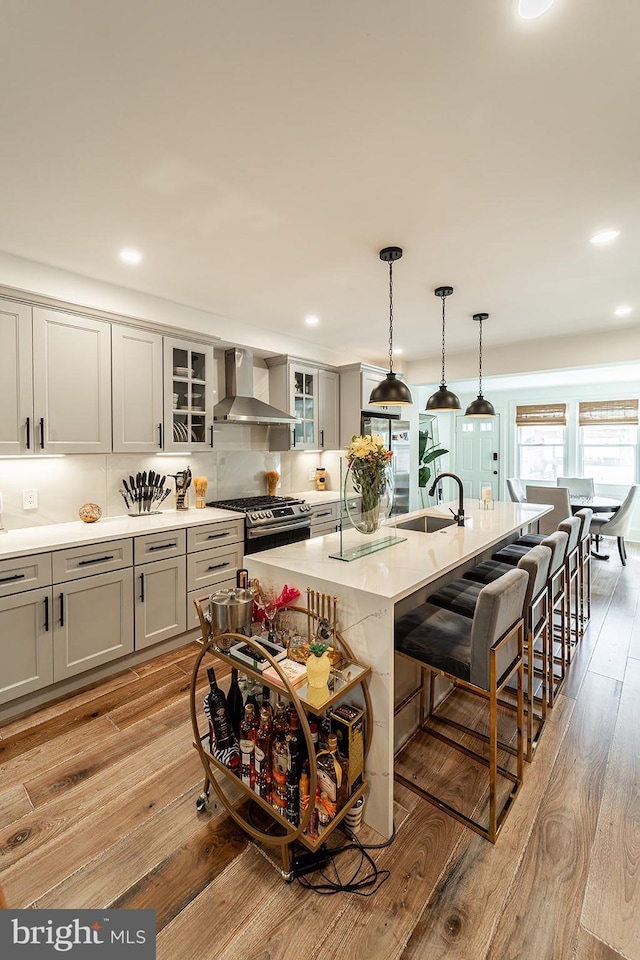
360 414 411 514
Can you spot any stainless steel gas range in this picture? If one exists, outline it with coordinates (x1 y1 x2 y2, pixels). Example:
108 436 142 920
206 495 312 554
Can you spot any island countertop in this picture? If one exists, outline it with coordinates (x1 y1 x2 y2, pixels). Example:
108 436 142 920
245 498 551 603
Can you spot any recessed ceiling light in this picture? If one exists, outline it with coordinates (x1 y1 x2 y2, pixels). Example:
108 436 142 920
393 347 403 355
119 248 142 264
305 315 319 326
614 305 632 317
589 229 620 245
517 0 557 19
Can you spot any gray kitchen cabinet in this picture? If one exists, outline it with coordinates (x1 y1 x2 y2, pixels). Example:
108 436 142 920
134 554 187 650
32 307 112 454
53 567 134 681
0 585 53 705
339 362 406 446
309 501 339 537
163 336 216 452
267 356 339 451
112 324 164 453
0 298 33 455
186 517 244 630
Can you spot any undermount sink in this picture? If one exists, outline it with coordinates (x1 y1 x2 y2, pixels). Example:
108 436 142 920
395 514 456 534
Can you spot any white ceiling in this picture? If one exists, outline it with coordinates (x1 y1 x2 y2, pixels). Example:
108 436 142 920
1 0 638 375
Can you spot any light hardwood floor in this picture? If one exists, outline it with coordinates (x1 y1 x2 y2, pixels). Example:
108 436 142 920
1 544 638 960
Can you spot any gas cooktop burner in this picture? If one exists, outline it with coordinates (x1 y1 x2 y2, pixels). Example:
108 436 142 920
207 495 305 512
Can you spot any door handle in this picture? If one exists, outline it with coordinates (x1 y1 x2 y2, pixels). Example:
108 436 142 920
44 595 49 632
140 572 145 602
40 417 45 449
320 429 324 448
59 592 64 627
158 423 163 448
26 416 31 450
209 424 214 448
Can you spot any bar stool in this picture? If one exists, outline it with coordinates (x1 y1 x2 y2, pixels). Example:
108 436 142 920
394 568 528 843
574 508 592 637
459 546 551 761
558 517 581 663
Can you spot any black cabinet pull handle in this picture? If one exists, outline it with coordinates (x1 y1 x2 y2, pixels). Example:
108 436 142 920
78 555 114 566
59 592 64 627
292 428 296 447
209 424 214 448
148 542 176 552
207 561 230 571
39 417 45 449
321 429 324 448
140 572 145 602
44 595 49 632
316 511 331 518
206 532 229 540
0 573 25 584
26 416 31 450
158 423 163 448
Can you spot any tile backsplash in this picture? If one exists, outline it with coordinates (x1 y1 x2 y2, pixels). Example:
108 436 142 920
0 442 347 530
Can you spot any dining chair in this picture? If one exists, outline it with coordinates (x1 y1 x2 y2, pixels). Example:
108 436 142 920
557 477 595 497
394 567 528 842
590 485 640 565
525 485 571 536
507 478 526 502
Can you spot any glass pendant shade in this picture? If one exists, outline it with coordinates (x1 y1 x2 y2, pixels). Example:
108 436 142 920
426 285 460 412
465 313 495 417
369 246 413 407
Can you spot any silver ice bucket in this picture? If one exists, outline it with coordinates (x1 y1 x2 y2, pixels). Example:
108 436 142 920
209 587 254 650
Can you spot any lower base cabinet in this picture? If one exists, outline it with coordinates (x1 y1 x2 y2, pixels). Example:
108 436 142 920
0 587 53 705
53 569 134 681
135 555 186 650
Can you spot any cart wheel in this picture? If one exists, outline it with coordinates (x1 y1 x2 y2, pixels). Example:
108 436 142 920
196 793 209 811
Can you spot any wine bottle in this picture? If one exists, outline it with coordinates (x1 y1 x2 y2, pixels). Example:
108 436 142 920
204 667 240 775
226 668 244 740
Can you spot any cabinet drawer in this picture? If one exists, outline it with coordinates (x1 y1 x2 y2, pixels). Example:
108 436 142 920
134 528 186 564
0 553 52 598
310 502 338 524
53 539 133 583
187 578 235 631
309 519 338 538
187 519 244 553
344 496 361 517
187 542 244 593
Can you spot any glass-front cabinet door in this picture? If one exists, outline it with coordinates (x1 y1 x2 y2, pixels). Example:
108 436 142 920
163 338 215 451
291 364 318 449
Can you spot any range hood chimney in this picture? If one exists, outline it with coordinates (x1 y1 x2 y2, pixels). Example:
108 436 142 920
213 348 298 425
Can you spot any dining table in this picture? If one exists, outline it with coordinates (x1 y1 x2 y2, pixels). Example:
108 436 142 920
570 495 621 560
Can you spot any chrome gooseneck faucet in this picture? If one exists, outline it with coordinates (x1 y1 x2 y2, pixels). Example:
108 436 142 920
428 473 465 526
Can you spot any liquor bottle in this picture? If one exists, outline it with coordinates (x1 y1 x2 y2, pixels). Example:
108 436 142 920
309 786 321 839
273 701 290 738
308 719 319 754
261 685 274 721
204 667 240 775
245 683 261 721
254 707 274 802
316 733 348 812
318 792 331 835
285 724 300 827
239 703 258 789
287 711 301 781
226 668 244 740
299 769 310 827
271 731 288 817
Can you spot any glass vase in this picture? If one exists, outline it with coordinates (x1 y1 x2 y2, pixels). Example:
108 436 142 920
345 462 394 534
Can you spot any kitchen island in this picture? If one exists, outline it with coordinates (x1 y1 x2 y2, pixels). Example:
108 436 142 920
246 498 551 838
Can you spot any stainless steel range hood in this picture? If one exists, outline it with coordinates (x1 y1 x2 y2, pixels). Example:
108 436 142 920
213 348 299 425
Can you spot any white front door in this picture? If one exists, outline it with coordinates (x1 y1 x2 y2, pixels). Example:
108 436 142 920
455 415 501 499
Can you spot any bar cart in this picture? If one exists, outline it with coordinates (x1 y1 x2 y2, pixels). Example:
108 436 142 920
190 598 372 881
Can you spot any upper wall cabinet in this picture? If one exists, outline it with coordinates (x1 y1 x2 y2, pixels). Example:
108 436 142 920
0 298 33 455
112 325 164 454
163 337 216 452
33 308 112 454
339 363 405 446
267 357 340 451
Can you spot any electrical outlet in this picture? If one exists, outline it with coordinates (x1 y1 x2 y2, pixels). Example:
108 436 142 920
308 469 316 481
23 489 38 510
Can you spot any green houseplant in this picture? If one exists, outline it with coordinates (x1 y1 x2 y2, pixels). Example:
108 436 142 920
418 427 448 490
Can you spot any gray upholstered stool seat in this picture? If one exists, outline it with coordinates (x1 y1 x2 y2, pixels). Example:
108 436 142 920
516 532 545 547
394 567 528 842
426 580 483 619
491 543 532 565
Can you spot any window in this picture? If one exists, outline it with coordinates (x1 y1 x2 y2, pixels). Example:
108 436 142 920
516 403 566 481
579 400 638 484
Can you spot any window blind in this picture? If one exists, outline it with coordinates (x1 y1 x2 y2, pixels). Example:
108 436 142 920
516 403 567 427
579 399 639 426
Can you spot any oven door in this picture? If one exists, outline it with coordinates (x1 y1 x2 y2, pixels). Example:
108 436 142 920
245 518 311 555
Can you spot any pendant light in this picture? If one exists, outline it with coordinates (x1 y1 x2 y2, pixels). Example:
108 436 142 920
368 246 413 407
465 313 496 417
426 286 461 411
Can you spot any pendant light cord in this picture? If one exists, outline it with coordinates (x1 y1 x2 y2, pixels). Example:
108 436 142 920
387 260 394 374
477 317 484 397
440 294 447 387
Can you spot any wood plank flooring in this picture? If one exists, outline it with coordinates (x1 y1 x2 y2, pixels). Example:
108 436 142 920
1 545 639 960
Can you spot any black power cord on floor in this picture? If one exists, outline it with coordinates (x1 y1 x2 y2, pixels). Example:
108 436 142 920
292 820 396 896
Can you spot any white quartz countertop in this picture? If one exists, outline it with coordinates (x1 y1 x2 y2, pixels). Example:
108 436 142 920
290 490 349 505
0 508 244 561
246 499 551 603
